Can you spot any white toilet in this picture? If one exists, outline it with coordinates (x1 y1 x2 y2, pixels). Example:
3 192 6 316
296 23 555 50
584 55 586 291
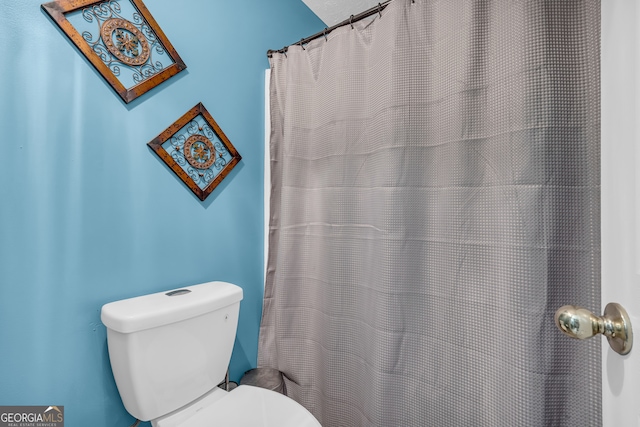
101 281 321 427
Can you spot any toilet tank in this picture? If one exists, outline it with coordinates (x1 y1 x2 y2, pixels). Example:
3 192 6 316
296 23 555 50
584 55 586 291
101 281 243 422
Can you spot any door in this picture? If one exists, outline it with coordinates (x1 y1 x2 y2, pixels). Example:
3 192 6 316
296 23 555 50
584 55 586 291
602 0 640 426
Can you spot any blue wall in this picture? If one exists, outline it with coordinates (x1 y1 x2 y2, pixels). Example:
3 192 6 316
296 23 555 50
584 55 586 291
0 1 323 425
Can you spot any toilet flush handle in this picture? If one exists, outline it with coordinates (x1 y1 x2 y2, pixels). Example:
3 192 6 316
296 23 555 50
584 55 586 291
165 289 192 297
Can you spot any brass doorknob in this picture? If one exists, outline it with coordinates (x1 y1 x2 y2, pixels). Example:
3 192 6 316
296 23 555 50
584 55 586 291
554 303 633 355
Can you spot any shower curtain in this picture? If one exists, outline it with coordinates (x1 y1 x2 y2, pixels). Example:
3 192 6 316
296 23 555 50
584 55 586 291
259 0 601 425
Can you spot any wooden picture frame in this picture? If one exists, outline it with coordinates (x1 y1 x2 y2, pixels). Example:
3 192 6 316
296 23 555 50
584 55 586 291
148 103 242 201
42 0 186 103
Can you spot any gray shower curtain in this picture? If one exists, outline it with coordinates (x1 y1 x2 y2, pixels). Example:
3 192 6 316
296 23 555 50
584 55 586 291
259 0 601 425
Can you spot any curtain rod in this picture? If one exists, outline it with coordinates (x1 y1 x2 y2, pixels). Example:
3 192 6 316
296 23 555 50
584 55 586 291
267 0 397 58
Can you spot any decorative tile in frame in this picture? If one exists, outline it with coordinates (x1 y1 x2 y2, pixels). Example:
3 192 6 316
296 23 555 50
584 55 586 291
42 0 186 103
148 103 242 201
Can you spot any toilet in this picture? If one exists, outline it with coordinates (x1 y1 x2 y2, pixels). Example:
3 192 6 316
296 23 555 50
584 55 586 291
101 281 321 427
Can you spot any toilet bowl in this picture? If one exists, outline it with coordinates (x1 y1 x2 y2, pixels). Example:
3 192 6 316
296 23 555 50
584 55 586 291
155 385 319 427
101 281 320 426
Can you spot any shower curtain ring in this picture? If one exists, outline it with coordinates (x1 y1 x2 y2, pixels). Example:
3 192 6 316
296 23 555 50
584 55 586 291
299 39 305 50
378 3 383 17
323 28 328 41
350 15 354 29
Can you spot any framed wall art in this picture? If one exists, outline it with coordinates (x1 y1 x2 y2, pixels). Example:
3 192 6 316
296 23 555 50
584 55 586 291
148 103 242 201
42 0 186 103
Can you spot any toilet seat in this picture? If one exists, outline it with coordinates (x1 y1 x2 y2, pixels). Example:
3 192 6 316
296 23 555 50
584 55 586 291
154 385 321 427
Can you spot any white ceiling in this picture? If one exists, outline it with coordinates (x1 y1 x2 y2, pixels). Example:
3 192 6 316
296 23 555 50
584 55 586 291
302 0 383 26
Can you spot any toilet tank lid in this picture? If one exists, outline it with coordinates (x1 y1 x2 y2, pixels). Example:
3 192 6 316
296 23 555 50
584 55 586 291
101 281 243 334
